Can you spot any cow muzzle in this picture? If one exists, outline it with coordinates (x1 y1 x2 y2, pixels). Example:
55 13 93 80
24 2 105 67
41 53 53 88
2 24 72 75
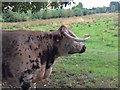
80 45 86 53
21 81 31 90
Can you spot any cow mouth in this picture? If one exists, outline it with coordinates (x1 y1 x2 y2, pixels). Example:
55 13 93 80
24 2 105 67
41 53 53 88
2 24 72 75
68 51 85 54
68 46 86 54
79 49 86 53
68 51 75 54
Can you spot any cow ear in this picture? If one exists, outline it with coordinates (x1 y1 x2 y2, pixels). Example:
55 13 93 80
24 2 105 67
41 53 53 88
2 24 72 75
58 25 68 32
59 25 71 36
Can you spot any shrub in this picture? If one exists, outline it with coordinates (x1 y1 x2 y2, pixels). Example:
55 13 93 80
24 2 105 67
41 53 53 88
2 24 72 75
3 10 29 22
42 10 48 19
33 10 43 19
26 10 33 20
57 9 65 18
65 9 73 17
72 8 83 16
51 10 59 18
0 14 4 22
3 10 15 22
20 12 30 21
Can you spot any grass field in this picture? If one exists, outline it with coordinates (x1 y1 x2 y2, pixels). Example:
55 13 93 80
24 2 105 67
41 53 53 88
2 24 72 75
2 13 118 88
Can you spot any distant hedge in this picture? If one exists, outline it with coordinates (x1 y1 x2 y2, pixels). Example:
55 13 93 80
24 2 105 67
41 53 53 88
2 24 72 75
1 1 119 22
1 9 97 22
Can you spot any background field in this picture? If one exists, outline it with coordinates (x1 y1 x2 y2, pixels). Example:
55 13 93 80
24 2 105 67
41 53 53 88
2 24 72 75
1 13 118 88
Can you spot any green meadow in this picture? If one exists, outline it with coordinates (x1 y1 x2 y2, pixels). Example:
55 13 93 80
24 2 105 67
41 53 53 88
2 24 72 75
2 13 118 88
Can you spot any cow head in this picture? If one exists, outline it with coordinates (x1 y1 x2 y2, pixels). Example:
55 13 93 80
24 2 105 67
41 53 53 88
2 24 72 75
54 25 90 56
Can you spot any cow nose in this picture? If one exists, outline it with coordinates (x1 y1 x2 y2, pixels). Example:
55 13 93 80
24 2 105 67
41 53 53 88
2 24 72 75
83 45 86 50
80 45 86 53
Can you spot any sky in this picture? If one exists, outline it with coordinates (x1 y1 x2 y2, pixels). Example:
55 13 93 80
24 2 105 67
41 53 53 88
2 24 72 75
65 0 119 9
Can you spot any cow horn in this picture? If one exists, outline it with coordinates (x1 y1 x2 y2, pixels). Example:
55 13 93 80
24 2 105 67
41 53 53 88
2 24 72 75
63 31 90 42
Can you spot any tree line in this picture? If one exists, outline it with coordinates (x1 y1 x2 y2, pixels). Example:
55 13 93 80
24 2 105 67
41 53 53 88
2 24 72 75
1 1 119 22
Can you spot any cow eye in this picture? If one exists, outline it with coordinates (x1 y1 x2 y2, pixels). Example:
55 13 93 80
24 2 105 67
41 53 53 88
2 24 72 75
54 34 63 43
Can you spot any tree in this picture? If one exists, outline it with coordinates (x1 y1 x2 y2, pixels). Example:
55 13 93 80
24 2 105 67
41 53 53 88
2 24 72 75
65 9 72 17
71 2 83 16
2 1 73 13
72 8 83 16
102 6 107 13
57 9 65 18
111 5 116 12
42 10 52 19
51 10 59 18
82 9 88 15
32 10 43 19
110 1 119 12
72 2 83 9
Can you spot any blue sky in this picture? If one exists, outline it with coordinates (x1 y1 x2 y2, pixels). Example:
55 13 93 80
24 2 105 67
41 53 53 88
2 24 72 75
65 0 119 9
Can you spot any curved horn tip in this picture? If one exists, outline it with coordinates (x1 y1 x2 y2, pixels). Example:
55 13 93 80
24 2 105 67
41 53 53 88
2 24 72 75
87 35 91 38
84 36 91 40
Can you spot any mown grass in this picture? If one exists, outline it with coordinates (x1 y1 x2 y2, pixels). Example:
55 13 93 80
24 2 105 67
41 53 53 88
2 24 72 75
2 13 118 88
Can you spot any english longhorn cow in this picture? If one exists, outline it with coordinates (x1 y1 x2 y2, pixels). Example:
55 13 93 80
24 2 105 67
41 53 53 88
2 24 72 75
2 25 90 89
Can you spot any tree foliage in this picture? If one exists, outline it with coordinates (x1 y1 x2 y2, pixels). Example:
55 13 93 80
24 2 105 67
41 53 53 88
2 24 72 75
1 1 119 22
72 2 83 9
2 2 72 13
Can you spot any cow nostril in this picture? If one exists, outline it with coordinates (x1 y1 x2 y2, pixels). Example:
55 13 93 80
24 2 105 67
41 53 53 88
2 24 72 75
80 45 86 53
21 82 31 90
83 45 86 49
